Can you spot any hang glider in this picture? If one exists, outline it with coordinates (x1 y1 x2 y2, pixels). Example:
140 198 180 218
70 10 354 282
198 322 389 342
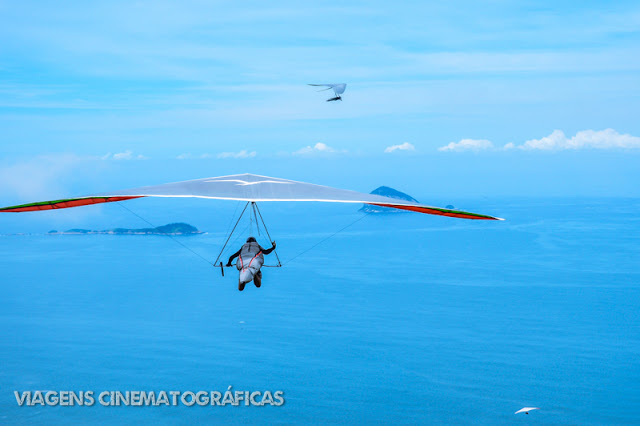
308 83 346 102
515 407 540 415
0 173 502 220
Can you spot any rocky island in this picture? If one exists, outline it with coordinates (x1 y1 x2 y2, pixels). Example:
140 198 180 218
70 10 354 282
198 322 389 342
359 186 420 213
48 222 202 235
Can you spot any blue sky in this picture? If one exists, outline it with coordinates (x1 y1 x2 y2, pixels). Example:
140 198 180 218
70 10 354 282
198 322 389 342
1 0 640 207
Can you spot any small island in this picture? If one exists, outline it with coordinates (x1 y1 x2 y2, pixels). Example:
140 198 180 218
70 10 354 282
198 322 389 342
48 222 202 235
359 186 420 213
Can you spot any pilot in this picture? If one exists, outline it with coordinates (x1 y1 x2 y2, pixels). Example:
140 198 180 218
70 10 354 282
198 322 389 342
227 237 276 291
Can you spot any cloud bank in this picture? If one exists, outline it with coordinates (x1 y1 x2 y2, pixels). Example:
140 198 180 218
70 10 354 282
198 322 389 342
0 154 86 200
293 142 345 156
438 139 494 152
176 153 213 160
519 129 640 150
385 142 415 153
439 129 640 152
216 149 256 159
102 150 147 160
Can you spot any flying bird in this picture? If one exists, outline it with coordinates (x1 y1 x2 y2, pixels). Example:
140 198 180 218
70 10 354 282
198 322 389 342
515 407 540 415
308 83 346 102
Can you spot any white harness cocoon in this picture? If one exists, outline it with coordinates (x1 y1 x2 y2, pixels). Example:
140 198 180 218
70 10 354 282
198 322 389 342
236 241 264 284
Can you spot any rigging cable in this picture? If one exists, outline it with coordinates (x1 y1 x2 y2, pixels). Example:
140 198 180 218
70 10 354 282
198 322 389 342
251 203 260 235
118 202 215 267
281 211 371 267
118 200 370 270
253 202 282 267
213 201 250 266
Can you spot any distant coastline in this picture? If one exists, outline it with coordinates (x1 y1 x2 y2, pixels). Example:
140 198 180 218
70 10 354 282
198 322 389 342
48 222 202 236
360 186 420 213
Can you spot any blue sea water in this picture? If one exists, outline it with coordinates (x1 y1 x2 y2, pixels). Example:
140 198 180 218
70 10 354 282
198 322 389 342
0 197 639 424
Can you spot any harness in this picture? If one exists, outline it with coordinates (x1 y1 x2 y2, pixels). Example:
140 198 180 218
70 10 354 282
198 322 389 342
237 242 263 271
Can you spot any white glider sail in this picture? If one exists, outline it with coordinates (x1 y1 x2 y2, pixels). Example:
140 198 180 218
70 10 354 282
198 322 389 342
308 83 347 101
515 407 540 414
0 173 502 220
308 83 346 95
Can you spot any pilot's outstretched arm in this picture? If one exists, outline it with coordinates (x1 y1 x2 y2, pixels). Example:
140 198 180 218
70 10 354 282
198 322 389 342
226 249 241 266
261 241 277 255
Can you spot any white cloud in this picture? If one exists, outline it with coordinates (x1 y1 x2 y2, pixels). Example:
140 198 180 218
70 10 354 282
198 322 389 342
438 129 640 152
438 139 494 152
520 129 640 150
292 142 345 156
0 154 84 200
103 150 147 160
384 142 415 153
113 151 134 160
216 150 256 159
176 153 213 159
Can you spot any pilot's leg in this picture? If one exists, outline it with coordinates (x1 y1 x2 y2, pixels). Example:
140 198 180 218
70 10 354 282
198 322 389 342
254 270 262 288
238 281 246 291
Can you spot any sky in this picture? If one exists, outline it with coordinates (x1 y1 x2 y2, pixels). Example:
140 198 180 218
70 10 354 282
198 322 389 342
1 0 640 212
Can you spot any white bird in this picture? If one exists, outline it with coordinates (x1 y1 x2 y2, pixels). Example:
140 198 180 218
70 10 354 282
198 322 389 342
308 83 347 102
515 407 540 415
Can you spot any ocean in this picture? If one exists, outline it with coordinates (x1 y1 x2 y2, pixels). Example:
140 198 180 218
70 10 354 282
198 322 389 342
0 197 639 424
